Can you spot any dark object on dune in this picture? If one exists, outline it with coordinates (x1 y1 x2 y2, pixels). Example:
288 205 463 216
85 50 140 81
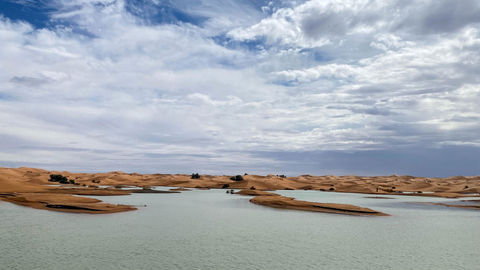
284 188 294 190
230 175 244 181
131 189 180 194
329 188 335 191
250 186 256 190
49 174 67 183
222 184 230 189
191 173 201 179
46 204 102 211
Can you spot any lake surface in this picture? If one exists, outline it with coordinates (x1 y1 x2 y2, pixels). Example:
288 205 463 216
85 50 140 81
1 189 479 270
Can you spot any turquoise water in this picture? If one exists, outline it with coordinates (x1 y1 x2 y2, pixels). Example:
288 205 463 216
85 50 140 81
1 190 479 270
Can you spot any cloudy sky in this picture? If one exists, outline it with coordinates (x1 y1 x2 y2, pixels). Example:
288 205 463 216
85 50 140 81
1 0 479 176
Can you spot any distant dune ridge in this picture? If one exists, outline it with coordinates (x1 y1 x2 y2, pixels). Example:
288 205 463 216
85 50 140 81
0 167 479 215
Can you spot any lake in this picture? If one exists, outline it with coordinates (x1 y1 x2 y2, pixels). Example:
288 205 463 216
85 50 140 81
1 189 479 270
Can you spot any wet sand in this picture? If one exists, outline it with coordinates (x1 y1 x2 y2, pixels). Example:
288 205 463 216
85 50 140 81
410 202 480 210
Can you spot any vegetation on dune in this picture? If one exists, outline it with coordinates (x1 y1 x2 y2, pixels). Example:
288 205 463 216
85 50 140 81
191 173 201 179
49 174 77 185
49 174 70 184
230 175 244 181
222 184 230 189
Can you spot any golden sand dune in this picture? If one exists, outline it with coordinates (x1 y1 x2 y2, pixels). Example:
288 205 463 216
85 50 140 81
250 195 390 216
0 193 135 214
1 167 479 214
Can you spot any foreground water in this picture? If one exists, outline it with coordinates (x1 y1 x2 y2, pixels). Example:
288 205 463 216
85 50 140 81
1 189 479 270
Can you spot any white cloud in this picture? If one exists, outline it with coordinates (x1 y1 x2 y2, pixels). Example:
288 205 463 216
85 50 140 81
1 0 480 176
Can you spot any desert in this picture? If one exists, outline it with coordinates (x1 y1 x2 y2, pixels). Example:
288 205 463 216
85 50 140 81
1 167 479 215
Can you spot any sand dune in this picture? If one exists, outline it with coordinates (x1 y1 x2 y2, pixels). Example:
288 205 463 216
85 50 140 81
0 193 135 214
1 167 479 214
250 195 390 216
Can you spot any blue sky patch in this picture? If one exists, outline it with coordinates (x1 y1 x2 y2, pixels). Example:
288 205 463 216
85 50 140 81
0 0 54 29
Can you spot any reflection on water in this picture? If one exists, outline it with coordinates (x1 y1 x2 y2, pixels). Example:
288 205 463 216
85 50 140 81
1 190 479 270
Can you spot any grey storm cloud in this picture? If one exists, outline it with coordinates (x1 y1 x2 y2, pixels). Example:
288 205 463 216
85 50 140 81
395 0 480 34
9 76 49 86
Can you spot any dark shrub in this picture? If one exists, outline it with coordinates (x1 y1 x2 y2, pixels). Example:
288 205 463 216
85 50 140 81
221 184 230 189
69 180 75 185
465 185 469 189
50 174 68 183
284 188 294 190
250 186 256 190
230 175 244 181
279 175 286 178
417 191 423 194
191 173 200 179
329 187 335 191
244 173 248 175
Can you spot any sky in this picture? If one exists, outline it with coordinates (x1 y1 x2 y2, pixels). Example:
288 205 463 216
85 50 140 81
0 0 479 177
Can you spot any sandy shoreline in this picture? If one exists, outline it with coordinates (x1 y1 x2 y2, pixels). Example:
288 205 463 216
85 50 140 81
1 167 479 215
